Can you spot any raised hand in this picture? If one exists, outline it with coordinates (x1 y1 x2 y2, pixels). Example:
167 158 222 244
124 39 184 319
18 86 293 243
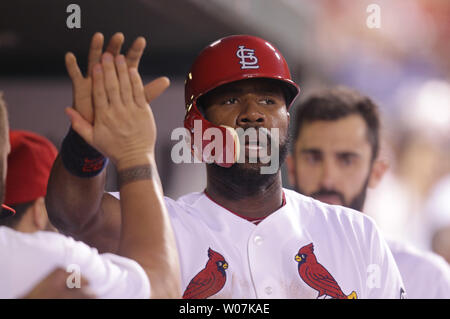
65 54 181 299
66 53 160 170
65 33 169 125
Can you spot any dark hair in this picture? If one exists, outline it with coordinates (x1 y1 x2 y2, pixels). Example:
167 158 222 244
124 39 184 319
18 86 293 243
292 87 381 160
0 201 33 228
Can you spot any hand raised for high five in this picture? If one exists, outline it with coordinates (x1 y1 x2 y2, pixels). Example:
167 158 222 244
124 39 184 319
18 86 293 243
56 34 181 298
65 32 170 124
66 52 159 170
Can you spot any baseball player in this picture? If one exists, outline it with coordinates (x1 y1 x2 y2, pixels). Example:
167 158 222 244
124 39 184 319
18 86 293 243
0 130 58 233
47 33 406 299
0 72 180 298
286 86 450 298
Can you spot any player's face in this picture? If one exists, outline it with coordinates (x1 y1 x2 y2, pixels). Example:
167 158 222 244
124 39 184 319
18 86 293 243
202 78 289 172
290 115 373 211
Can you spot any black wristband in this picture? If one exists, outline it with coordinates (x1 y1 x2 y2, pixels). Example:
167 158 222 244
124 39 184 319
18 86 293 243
60 127 108 178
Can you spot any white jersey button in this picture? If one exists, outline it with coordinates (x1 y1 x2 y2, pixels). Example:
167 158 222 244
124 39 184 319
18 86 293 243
265 286 273 295
253 235 263 246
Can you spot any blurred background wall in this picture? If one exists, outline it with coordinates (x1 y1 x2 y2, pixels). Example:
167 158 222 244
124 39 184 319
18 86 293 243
1 0 449 254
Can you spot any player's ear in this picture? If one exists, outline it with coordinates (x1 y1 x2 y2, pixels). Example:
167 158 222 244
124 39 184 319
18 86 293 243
32 197 49 231
286 154 296 187
368 158 389 188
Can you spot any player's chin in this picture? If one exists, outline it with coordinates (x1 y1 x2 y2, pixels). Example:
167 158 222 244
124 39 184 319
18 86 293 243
235 161 263 171
233 158 276 174
241 149 273 163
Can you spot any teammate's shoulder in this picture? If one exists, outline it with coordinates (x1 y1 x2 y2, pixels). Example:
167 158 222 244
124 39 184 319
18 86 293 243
0 225 89 254
108 190 202 212
164 191 203 207
163 191 205 217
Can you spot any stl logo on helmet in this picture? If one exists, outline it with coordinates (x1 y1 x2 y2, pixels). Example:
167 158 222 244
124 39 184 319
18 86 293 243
236 45 259 69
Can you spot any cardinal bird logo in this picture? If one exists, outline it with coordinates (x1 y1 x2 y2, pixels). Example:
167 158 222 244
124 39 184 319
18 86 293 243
295 243 357 299
182 248 228 299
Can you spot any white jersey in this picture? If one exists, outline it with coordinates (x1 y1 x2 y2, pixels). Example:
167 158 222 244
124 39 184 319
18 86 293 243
0 226 150 299
387 239 450 299
113 188 405 299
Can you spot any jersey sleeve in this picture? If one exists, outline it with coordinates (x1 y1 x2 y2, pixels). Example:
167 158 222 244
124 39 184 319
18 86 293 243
364 219 406 299
0 227 150 299
415 252 450 299
62 235 151 299
432 261 450 298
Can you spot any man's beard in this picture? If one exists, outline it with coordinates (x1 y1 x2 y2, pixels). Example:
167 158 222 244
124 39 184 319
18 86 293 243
208 131 289 197
295 173 371 212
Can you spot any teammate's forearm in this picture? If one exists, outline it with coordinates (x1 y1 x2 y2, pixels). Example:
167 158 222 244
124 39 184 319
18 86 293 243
46 155 107 235
117 155 181 299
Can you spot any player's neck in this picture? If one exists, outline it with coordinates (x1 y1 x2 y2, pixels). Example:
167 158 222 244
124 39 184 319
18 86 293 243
205 166 284 219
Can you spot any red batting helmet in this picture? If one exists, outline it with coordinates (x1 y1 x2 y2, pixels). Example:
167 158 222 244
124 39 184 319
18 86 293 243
184 35 300 167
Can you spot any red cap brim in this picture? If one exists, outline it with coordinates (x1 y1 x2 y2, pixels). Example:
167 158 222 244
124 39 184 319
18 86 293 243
1 204 16 218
